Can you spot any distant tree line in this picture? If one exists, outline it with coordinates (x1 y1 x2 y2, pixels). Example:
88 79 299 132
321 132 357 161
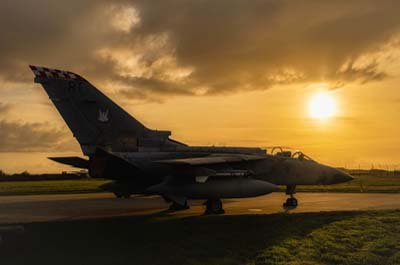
0 170 88 181
346 168 400 176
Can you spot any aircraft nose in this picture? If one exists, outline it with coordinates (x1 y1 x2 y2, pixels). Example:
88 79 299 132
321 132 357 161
332 170 353 184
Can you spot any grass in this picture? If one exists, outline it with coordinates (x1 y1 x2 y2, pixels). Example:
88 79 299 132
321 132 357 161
0 174 399 196
0 179 109 196
294 174 400 193
1 210 400 265
251 210 400 265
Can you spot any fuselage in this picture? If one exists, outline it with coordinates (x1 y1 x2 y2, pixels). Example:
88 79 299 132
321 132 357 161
96 146 353 198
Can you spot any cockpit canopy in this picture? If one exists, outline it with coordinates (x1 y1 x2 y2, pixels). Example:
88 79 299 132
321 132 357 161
268 146 314 162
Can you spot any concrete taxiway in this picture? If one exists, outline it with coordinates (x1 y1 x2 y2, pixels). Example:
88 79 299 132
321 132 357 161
1 192 400 224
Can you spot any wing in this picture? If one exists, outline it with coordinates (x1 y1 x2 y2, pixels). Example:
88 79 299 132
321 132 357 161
48 156 89 169
156 154 266 166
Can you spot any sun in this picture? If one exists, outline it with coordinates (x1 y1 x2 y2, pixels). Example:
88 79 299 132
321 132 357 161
309 92 336 119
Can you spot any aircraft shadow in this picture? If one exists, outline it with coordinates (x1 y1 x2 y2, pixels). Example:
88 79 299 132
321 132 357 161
0 210 363 265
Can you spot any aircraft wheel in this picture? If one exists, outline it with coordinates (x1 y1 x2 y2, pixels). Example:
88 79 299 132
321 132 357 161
114 192 123 198
114 192 131 199
162 196 172 203
283 197 298 208
205 199 225 215
168 201 189 211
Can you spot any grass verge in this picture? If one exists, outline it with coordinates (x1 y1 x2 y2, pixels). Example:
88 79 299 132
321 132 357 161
0 179 109 196
0 174 399 196
295 174 400 193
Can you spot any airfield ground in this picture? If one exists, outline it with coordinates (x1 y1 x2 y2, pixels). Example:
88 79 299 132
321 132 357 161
0 173 399 196
1 209 399 265
1 175 399 265
2 192 400 224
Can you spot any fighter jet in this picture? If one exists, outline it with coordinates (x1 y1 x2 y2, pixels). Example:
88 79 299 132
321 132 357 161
29 65 353 214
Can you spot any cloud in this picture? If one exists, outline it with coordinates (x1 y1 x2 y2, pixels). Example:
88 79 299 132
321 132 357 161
337 60 387 84
0 120 72 152
0 0 400 101
0 101 75 152
0 103 11 114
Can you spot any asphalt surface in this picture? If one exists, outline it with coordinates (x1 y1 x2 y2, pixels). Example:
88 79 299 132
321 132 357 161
1 192 400 224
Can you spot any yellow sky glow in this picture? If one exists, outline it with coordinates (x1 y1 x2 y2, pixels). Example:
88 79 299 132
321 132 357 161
1 1 400 173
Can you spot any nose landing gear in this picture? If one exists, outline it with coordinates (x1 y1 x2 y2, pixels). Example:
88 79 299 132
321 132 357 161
283 185 298 208
284 196 298 207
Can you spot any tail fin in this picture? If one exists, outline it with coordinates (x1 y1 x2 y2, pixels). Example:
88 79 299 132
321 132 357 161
29 65 183 155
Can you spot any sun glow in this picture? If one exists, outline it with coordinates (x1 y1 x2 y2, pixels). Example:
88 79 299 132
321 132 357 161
309 92 336 119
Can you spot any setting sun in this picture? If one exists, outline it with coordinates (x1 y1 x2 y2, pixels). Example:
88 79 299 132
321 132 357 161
309 92 336 119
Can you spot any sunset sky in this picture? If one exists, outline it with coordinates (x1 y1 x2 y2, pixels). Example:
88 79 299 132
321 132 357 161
1 0 400 173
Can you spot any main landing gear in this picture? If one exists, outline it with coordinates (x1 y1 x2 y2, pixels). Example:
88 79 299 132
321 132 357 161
114 192 131 199
204 199 225 215
168 201 190 211
160 195 190 211
283 185 298 208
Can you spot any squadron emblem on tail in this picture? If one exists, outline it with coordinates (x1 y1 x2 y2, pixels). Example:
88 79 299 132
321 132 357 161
98 109 109 123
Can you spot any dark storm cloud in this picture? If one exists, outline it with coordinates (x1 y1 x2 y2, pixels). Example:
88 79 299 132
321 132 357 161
0 120 69 152
0 0 400 100
126 0 400 92
0 0 119 83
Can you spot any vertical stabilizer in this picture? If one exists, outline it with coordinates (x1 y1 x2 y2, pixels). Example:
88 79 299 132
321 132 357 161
29 65 184 155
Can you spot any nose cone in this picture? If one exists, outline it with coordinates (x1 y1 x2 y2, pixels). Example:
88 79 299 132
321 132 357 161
332 169 354 184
